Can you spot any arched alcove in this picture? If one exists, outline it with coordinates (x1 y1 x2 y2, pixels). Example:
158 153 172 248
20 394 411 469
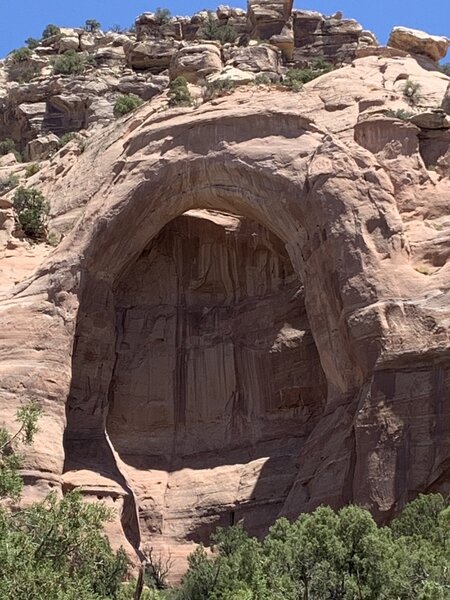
60 107 408 563
65 207 327 552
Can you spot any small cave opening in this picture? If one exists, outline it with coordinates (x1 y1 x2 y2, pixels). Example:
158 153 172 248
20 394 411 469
64 207 327 558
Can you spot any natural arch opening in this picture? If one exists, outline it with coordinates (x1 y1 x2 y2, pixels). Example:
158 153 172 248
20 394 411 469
105 209 326 544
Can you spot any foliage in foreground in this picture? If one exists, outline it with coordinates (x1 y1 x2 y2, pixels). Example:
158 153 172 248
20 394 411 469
0 402 128 600
0 173 19 195
403 78 422 106
0 399 41 500
0 492 128 600
1 402 449 599
174 497 450 600
42 24 61 39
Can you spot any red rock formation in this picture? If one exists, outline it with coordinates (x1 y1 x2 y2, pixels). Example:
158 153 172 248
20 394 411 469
0 48 450 577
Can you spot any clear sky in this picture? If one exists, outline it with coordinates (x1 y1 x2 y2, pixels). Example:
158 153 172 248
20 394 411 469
0 0 449 59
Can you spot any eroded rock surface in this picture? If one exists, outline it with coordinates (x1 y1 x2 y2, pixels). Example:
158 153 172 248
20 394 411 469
0 4 450 583
388 26 450 62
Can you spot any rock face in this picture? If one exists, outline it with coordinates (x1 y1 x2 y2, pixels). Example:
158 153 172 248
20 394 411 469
388 27 450 62
247 0 294 40
64 210 327 561
1 3 450 584
170 44 223 82
292 10 366 65
227 44 281 75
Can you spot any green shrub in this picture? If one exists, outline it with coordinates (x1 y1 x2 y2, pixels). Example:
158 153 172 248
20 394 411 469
114 94 143 116
25 37 41 50
0 400 41 500
202 78 235 101
403 78 422 106
13 186 50 239
0 139 16 156
59 132 86 153
438 62 450 76
53 50 87 75
385 108 415 120
200 11 238 44
59 132 77 147
155 7 172 24
0 402 128 600
84 19 101 33
8 63 40 83
284 61 334 92
0 492 129 600
0 139 22 161
46 230 61 247
169 76 194 107
0 174 20 196
25 163 41 178
311 57 335 72
42 23 61 39
9 47 32 63
176 495 450 600
254 74 272 85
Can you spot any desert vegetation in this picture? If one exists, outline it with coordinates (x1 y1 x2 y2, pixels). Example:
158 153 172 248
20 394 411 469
169 77 194 107
13 186 50 239
114 94 144 116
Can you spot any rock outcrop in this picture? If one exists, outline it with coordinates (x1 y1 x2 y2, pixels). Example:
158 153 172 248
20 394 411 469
292 10 369 65
247 0 294 40
170 43 223 83
388 26 450 62
0 2 450 584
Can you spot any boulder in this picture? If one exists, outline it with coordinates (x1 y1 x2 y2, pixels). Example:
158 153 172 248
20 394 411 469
247 0 294 40
0 153 18 168
87 97 115 124
46 94 89 133
94 46 126 65
170 43 223 83
79 33 96 52
57 36 80 53
388 27 450 62
419 128 450 169
207 65 256 85
292 11 364 65
124 39 180 72
410 110 450 130
354 113 420 156
358 30 379 48
227 44 281 74
216 5 232 20
135 12 183 41
270 20 295 60
118 74 168 100
26 133 60 161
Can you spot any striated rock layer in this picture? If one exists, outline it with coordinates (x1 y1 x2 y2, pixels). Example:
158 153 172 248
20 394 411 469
0 51 450 576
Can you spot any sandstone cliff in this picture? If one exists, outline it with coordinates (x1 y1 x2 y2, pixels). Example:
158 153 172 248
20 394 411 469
0 1 450 579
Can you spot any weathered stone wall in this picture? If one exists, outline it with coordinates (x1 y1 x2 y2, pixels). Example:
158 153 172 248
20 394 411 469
0 2 449 582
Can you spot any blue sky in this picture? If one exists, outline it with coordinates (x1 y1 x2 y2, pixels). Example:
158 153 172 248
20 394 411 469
0 0 449 59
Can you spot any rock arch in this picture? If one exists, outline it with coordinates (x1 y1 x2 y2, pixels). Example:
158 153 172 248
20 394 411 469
2 101 448 566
